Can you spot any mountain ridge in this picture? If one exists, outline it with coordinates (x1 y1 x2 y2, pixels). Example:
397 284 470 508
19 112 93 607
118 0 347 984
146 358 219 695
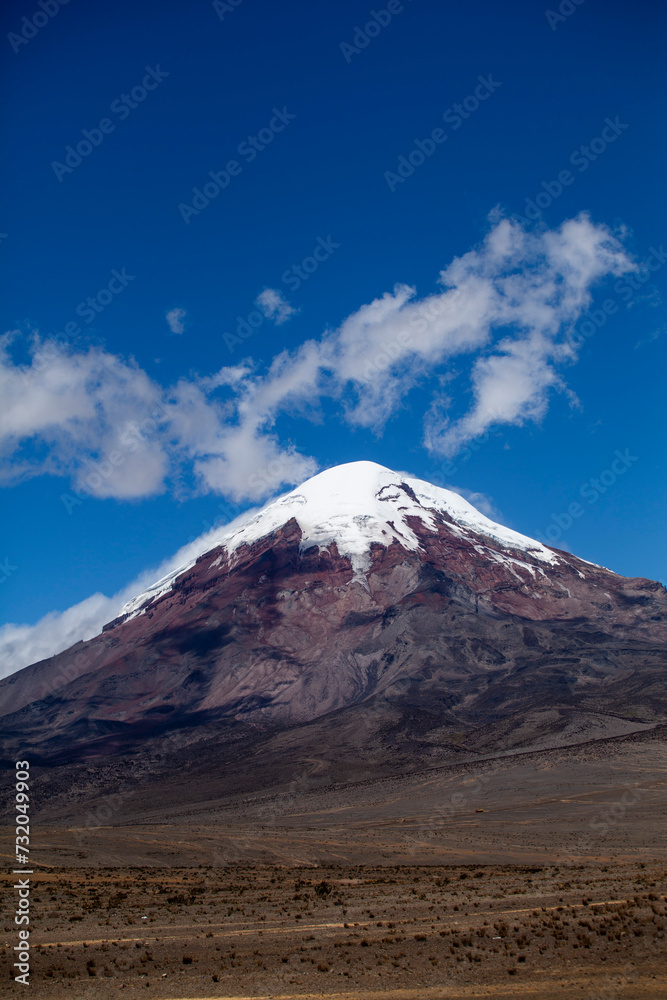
1 461 665 774
117 460 565 624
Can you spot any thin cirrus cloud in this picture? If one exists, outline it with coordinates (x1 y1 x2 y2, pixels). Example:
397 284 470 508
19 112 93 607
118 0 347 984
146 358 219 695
0 214 634 508
255 287 298 325
165 307 186 334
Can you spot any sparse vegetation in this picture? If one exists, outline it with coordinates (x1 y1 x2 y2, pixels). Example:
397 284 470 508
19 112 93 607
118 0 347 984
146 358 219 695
5 863 665 996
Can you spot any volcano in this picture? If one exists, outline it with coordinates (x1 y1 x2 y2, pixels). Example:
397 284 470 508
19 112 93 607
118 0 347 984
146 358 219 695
1 461 666 774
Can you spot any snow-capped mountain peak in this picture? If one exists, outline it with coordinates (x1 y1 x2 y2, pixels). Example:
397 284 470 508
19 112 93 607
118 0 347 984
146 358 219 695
120 461 558 618
6 464 665 755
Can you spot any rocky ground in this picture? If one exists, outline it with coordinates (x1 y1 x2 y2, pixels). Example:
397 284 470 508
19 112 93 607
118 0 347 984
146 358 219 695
3 675 665 998
3 475 666 769
2 863 665 999
15 724 667 869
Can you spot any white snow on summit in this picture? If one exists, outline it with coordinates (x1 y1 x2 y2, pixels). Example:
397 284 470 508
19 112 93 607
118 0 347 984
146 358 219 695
121 461 559 619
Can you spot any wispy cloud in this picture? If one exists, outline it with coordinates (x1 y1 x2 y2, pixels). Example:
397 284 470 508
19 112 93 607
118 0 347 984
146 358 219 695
166 307 186 334
255 287 297 325
0 472 495 677
443 485 500 519
0 214 639 676
0 214 635 507
0 505 262 678
634 326 663 350
0 334 168 499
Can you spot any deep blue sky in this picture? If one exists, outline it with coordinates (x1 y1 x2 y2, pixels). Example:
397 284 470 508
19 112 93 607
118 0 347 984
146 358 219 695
1 0 665 642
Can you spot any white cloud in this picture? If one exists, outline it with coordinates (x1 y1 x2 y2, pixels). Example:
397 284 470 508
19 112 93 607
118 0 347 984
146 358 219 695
634 326 663 350
0 335 170 498
443 485 500 519
420 216 633 456
0 504 263 678
0 464 492 678
166 307 186 334
424 331 563 457
0 214 635 508
0 594 120 680
255 287 297 325
324 213 632 453
0 213 640 680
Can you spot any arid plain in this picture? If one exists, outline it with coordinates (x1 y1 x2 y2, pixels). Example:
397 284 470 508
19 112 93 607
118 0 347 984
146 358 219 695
2 862 665 999
3 468 667 997
3 724 666 999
